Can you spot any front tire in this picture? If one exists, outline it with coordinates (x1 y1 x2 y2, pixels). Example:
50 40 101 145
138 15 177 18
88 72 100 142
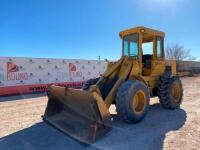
158 75 183 109
116 80 150 123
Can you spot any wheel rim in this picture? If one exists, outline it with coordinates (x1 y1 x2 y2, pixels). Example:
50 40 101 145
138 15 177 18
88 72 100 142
132 90 146 114
171 82 181 102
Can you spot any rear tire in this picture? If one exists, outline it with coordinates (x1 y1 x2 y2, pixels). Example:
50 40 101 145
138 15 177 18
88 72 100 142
116 80 150 123
82 78 99 91
158 75 183 109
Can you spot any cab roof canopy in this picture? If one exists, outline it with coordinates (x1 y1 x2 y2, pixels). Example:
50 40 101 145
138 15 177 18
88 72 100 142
119 26 165 39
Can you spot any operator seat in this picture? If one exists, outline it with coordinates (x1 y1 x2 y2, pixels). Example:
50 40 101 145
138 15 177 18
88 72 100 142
142 54 152 75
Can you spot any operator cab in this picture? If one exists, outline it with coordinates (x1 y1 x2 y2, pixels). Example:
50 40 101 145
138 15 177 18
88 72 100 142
120 26 165 76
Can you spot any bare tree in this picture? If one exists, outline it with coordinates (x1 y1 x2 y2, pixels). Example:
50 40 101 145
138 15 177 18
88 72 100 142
165 44 196 61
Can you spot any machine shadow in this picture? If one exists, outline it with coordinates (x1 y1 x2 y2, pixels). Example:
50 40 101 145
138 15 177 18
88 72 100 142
0 122 100 150
97 103 186 150
0 103 186 150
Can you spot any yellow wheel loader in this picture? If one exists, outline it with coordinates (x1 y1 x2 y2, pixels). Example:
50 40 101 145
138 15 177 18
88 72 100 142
43 26 183 144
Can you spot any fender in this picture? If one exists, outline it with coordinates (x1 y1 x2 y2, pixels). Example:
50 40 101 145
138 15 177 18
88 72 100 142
129 75 149 86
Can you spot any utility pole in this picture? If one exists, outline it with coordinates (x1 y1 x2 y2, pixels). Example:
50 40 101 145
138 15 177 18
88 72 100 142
98 56 100 63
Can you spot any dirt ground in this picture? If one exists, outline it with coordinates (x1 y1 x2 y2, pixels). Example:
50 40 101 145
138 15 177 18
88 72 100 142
0 77 200 150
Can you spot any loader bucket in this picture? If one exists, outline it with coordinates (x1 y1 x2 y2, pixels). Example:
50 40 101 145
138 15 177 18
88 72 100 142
43 85 112 144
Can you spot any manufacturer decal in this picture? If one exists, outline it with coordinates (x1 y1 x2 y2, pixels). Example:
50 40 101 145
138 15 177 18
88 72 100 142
69 63 82 77
7 62 28 81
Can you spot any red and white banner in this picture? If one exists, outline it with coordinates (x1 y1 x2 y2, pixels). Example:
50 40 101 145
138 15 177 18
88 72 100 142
0 57 107 96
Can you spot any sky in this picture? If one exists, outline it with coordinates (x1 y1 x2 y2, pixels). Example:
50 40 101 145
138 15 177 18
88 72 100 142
0 0 200 61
